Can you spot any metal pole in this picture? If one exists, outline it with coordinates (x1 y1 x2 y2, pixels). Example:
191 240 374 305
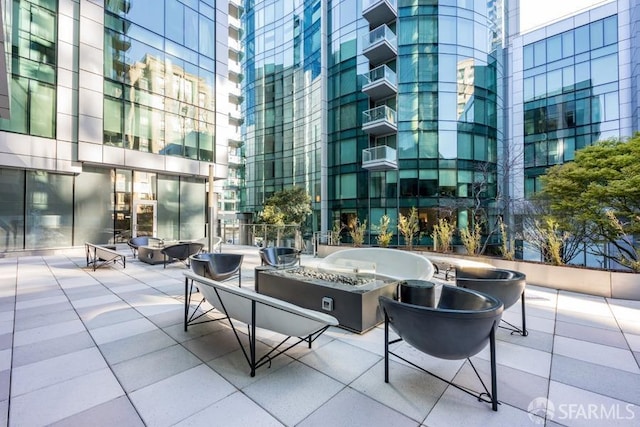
208 165 215 252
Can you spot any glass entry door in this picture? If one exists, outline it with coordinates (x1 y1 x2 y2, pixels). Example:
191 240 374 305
132 200 157 237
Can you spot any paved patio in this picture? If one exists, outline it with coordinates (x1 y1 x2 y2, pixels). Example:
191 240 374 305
0 245 638 426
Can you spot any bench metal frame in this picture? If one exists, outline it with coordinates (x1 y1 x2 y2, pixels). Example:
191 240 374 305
85 243 126 271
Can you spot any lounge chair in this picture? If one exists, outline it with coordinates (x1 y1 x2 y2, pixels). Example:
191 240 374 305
379 285 504 411
161 242 204 268
259 247 300 268
184 271 339 376
190 252 243 286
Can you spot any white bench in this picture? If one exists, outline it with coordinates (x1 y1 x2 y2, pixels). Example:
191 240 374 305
319 248 435 281
85 243 126 271
184 271 338 376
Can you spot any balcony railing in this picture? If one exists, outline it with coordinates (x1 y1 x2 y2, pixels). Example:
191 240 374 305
362 145 398 171
362 64 397 100
363 0 397 28
362 24 397 66
362 105 397 136
228 154 244 165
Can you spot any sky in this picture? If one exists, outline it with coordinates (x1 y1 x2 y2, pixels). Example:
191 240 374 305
519 0 614 32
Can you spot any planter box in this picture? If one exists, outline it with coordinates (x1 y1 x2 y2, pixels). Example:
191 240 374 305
255 267 398 333
315 245 640 300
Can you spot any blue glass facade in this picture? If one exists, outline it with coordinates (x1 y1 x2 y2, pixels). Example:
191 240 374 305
522 15 620 196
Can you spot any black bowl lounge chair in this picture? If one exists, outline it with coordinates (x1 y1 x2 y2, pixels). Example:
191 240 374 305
161 242 204 268
259 247 300 268
127 236 149 257
379 285 504 411
190 253 244 286
456 267 528 336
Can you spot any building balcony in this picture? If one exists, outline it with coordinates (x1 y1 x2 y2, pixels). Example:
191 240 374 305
228 14 241 31
362 24 397 66
224 177 241 188
228 130 243 146
228 154 244 165
362 105 397 136
362 145 398 171
363 0 397 28
362 64 397 101
228 60 243 79
228 37 242 53
229 109 243 125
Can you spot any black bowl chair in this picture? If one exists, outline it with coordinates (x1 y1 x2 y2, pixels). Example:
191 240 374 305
456 267 527 336
161 242 204 268
127 236 149 257
259 247 300 268
190 253 244 287
185 252 244 328
379 286 504 411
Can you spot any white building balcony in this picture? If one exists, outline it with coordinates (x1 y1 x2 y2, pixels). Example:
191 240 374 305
362 105 397 136
362 24 397 66
362 64 397 101
363 0 397 28
229 108 243 125
228 37 242 53
228 14 241 31
362 145 398 171
228 154 244 165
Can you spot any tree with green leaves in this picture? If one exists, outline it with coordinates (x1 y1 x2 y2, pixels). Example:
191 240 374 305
538 135 640 270
258 187 312 244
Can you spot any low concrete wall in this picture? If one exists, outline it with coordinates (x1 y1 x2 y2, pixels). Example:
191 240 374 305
316 245 640 300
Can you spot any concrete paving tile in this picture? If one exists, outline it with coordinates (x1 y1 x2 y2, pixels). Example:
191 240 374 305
89 317 157 345
11 331 94 368
182 327 249 363
11 347 108 397
624 332 640 352
553 336 639 374
50 396 144 427
551 354 640 405
496 328 554 353
476 339 552 378
129 364 236 427
15 295 69 311
0 370 9 402
71 294 123 309
425 386 535 427
9 368 124 426
299 339 382 385
77 301 142 330
13 307 79 332
547 381 640 426
174 391 283 427
350 359 446 423
298 387 416 427
112 344 201 393
0 349 10 372
242 361 344 426
99 329 176 365
555 320 628 349
13 319 86 347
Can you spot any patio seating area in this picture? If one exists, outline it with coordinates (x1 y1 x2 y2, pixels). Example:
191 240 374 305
0 245 639 426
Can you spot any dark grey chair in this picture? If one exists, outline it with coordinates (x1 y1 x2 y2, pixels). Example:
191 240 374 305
127 236 149 257
456 267 527 336
259 247 300 268
161 242 204 268
190 252 244 287
379 286 504 411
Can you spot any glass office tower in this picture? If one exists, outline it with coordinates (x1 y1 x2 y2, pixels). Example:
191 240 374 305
0 0 231 252
243 0 505 244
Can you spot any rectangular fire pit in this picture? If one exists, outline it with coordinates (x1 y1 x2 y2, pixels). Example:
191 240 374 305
255 266 398 333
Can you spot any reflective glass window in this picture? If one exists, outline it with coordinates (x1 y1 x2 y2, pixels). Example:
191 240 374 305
523 44 534 69
590 54 617 86
562 32 574 58
603 16 617 45
590 19 603 49
25 172 73 249
533 41 546 67
0 169 25 251
547 35 561 62
575 25 589 54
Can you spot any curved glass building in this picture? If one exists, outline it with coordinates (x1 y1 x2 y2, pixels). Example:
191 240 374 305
244 0 505 244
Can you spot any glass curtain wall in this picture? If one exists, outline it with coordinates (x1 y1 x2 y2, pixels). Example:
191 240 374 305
522 15 619 196
0 169 25 252
103 0 216 160
243 0 323 233
25 171 73 249
0 0 57 137
75 167 113 245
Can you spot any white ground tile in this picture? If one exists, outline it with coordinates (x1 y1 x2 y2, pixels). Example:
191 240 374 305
387 341 465 382
89 317 158 345
557 293 613 317
298 339 382 384
298 387 416 427
129 364 236 427
553 336 639 374
15 295 69 310
556 310 620 331
349 359 446 423
76 301 141 329
57 277 101 289
425 386 535 427
242 361 344 426
547 381 640 426
328 325 387 356
71 294 122 309
9 368 124 427
99 329 176 365
608 299 640 321
0 321 12 335
555 320 628 349
11 347 107 396
475 340 551 378
13 319 86 347
0 349 10 372
174 391 283 427
624 333 640 352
